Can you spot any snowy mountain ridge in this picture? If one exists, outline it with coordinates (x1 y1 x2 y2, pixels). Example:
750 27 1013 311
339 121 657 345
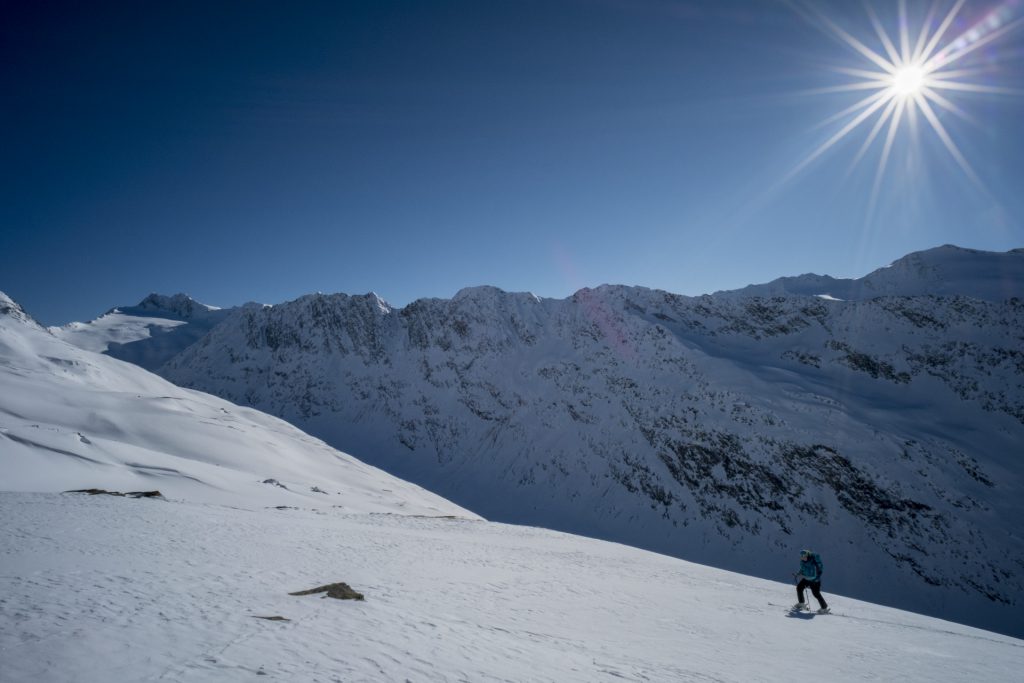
1 291 42 328
50 292 241 371
0 289 473 516
47 245 1024 638
716 244 1024 301
3 281 1023 680
133 291 222 317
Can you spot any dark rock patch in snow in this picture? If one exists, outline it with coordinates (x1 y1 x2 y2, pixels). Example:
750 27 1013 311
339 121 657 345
289 582 365 601
64 488 163 499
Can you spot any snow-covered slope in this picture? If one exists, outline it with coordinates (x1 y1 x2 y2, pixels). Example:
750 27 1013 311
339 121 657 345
50 293 239 371
0 291 474 516
154 247 1024 638
2 492 1021 682
718 245 1024 301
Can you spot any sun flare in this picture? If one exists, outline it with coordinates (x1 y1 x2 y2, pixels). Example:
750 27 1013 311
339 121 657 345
788 0 1022 206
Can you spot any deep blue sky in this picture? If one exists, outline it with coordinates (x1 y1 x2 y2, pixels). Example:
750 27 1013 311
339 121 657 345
3 0 1022 325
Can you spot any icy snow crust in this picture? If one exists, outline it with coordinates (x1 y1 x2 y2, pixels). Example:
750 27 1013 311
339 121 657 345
2 492 1022 682
0 291 474 517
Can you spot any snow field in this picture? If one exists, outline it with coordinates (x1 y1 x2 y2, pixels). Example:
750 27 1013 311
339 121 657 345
1 493 1021 682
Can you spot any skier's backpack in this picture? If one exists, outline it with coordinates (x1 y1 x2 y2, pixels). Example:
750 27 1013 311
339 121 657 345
810 552 823 578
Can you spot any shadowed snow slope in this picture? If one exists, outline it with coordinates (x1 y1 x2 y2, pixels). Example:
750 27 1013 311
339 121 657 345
1 492 1021 682
0 290 474 517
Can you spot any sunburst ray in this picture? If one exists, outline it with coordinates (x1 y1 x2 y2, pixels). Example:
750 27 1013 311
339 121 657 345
926 16 1024 71
829 66 893 80
815 89 892 130
898 0 912 63
805 5 898 73
866 3 903 65
850 97 900 171
918 0 967 63
922 87 977 125
915 92 981 184
785 93 893 182
868 98 907 215
911 2 941 62
926 80 1021 94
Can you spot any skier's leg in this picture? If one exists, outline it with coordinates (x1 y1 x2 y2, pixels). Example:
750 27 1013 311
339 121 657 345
796 578 808 604
810 581 828 609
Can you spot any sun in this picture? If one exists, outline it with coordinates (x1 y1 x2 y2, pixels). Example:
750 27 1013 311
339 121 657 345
787 0 1022 203
891 64 927 98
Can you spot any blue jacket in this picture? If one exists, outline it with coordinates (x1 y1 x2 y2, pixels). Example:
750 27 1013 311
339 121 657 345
798 553 823 582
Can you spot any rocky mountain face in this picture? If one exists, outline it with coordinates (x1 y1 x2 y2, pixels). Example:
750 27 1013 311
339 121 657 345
1 291 42 328
132 292 222 319
52 246 1024 636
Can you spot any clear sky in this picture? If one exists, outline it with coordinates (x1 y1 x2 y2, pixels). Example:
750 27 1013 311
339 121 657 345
3 0 1022 325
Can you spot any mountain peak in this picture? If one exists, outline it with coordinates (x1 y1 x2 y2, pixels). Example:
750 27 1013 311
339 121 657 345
452 285 507 301
366 292 392 314
717 245 1023 301
0 291 41 328
863 244 1024 300
451 286 542 308
883 243 982 267
131 293 220 319
291 291 392 315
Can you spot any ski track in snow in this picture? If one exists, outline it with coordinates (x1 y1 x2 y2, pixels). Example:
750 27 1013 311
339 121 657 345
1 493 1020 683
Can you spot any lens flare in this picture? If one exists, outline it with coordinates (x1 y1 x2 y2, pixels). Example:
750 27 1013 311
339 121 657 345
786 0 1022 209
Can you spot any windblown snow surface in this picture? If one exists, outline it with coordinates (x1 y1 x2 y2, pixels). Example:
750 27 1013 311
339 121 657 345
2 287 1024 681
3 492 1022 682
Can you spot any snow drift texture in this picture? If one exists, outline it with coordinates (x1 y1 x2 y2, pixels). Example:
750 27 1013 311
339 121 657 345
4 491 1022 682
56 245 1024 638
